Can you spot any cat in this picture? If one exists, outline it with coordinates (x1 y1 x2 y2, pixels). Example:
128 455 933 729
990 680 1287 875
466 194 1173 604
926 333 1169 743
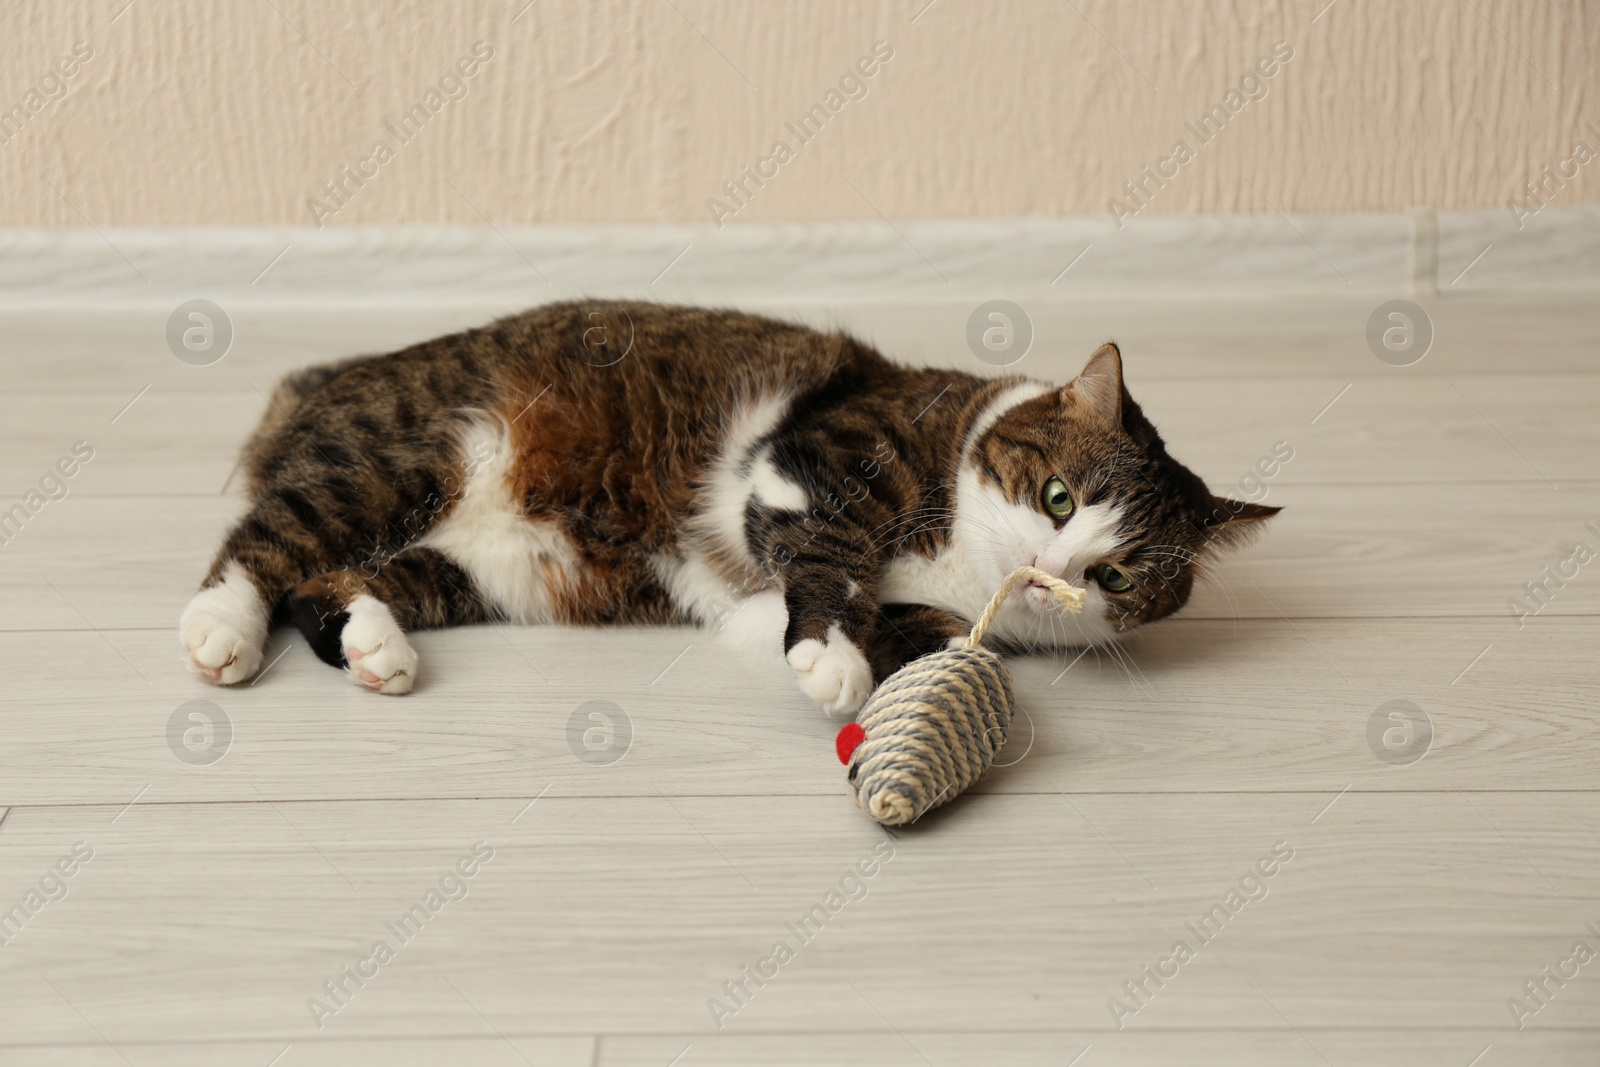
179 301 1277 715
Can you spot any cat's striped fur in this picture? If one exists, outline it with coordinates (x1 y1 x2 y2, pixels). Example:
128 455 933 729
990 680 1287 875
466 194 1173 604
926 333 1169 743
180 301 1276 711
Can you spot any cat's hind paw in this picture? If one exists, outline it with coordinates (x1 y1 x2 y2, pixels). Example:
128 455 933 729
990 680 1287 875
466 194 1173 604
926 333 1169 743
342 596 418 695
787 625 874 718
179 564 269 685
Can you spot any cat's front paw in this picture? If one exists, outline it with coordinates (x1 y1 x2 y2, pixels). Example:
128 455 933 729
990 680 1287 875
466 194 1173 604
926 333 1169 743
786 626 874 718
342 596 418 695
179 565 269 685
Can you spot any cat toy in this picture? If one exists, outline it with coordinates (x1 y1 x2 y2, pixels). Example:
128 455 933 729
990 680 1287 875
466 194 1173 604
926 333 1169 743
835 566 1085 826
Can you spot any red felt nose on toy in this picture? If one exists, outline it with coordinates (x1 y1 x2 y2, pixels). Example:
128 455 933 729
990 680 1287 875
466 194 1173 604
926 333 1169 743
835 722 866 764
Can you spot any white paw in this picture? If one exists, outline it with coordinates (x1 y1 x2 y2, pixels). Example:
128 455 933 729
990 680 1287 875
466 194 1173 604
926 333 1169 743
786 624 874 718
341 596 418 695
179 562 269 685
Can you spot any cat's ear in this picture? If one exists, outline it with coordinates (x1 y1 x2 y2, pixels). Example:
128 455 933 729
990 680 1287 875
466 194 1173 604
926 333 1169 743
1204 497 1282 551
1063 342 1124 427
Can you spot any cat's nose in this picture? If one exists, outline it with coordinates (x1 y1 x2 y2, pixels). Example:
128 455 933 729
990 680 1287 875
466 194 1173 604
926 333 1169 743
1029 557 1083 589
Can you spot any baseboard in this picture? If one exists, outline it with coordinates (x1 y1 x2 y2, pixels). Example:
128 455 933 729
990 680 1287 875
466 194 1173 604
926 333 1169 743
0 209 1595 308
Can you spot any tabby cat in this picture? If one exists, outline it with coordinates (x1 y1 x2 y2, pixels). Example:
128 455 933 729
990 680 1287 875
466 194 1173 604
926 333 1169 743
180 302 1277 715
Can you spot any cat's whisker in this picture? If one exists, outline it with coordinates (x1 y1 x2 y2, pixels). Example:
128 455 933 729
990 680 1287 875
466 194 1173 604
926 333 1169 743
1202 566 1244 638
865 506 953 534
865 504 952 533
1039 604 1071 657
866 508 956 544
1095 637 1142 698
1103 636 1156 700
897 521 963 545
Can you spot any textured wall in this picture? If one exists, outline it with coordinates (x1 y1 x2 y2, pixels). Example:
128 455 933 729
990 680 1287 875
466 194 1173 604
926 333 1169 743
2 0 1596 225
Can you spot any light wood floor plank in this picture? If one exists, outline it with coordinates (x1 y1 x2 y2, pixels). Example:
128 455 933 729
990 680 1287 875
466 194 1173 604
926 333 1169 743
8 1031 1590 1067
0 618 1591 805
596 1031 1592 1067
0 794 1594 1043
6 1038 596 1066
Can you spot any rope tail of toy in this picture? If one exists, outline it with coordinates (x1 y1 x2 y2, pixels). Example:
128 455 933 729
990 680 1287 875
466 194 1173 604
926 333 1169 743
964 565 1086 647
838 566 1085 826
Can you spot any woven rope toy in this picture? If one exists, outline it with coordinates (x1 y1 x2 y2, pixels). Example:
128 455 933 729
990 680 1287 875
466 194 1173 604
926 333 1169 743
835 566 1085 826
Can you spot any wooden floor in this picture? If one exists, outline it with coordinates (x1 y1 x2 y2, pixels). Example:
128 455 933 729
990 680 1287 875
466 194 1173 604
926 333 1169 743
2 295 1597 1065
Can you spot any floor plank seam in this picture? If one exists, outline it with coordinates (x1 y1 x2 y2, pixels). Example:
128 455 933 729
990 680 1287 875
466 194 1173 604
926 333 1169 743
4 787 1599 813
5 1025 1600 1046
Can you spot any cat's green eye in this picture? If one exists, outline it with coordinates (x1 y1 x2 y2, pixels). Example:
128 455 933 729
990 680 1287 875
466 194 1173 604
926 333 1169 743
1095 564 1132 593
1041 476 1074 519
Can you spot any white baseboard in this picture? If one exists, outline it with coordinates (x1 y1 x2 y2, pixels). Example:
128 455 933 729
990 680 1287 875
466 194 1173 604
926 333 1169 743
0 209 1595 308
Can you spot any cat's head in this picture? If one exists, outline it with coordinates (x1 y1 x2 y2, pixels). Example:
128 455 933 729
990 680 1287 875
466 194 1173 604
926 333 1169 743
957 342 1277 647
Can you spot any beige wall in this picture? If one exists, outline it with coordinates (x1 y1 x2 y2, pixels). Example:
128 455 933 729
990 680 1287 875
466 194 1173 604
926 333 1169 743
2 0 1596 226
